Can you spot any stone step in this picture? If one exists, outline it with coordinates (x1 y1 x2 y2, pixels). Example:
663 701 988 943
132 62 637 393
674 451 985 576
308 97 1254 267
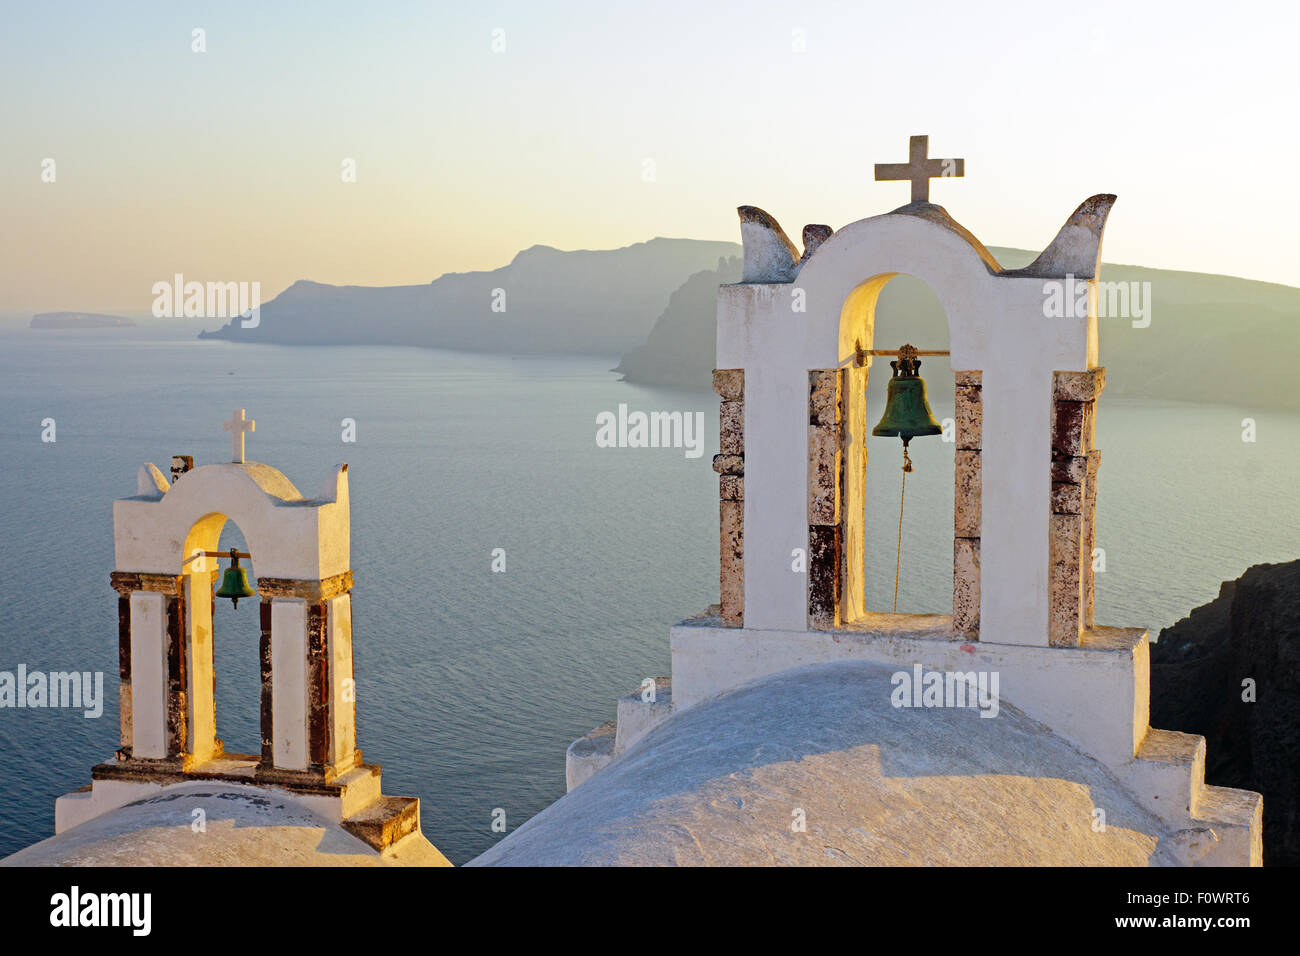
1125 728 1262 866
615 677 673 755
332 764 383 818
1128 728 1206 826
565 721 616 792
1188 785 1263 866
341 795 421 852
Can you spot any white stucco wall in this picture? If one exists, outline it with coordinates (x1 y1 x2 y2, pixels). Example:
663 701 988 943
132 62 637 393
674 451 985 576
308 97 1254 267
716 209 1095 646
113 462 350 580
271 600 309 771
129 591 166 759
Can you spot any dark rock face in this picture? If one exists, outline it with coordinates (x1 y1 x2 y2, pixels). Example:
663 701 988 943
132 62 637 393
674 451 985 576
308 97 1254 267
1151 559 1300 866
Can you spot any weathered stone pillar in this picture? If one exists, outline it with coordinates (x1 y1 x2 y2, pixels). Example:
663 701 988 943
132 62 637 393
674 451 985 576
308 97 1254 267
713 370 745 626
259 599 274 765
115 591 131 757
808 369 841 628
109 572 188 764
1083 447 1102 628
257 571 358 781
953 371 983 639
163 590 188 761
1049 368 1105 647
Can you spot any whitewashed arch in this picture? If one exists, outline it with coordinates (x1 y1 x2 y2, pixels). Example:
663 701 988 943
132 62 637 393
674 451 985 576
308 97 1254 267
110 460 356 777
114 461 350 580
717 199 1108 646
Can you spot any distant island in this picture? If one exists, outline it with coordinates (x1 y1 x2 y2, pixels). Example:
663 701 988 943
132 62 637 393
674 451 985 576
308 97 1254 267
31 312 135 329
196 236 1300 410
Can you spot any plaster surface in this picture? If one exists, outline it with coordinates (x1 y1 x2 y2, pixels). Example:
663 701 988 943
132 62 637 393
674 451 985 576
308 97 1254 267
669 617 1147 769
7 781 448 867
474 661 1183 866
114 461 350 580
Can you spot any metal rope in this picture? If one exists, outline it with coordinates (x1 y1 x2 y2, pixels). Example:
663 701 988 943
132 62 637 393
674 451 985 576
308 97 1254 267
892 441 913 613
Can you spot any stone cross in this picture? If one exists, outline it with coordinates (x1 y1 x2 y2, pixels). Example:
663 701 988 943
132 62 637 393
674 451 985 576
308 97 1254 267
874 135 964 203
222 409 255 463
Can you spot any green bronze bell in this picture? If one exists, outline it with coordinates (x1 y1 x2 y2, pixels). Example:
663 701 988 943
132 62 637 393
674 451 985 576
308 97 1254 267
871 344 943 445
215 548 256 608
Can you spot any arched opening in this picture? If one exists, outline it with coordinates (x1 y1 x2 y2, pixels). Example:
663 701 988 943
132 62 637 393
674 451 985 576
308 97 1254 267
864 275 954 615
181 512 262 766
834 273 956 628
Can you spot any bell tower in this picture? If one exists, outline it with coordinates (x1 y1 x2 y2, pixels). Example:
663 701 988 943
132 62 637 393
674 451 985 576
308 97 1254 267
55 412 431 855
626 135 1261 864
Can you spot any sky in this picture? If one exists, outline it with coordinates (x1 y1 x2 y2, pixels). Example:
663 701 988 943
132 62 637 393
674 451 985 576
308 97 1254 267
2 0 1297 316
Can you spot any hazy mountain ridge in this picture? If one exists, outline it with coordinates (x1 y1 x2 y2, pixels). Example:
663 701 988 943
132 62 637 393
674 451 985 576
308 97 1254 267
199 238 740 356
198 236 1300 409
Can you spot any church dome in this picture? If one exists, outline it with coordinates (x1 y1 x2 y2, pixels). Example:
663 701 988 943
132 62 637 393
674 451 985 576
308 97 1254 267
2 782 448 867
470 661 1188 866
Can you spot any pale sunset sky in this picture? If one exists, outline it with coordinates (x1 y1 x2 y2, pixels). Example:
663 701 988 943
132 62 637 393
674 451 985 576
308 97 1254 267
1 0 1296 316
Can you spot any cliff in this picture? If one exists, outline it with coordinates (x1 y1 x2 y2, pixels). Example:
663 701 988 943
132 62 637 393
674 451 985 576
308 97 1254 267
612 256 742 387
1150 559 1300 865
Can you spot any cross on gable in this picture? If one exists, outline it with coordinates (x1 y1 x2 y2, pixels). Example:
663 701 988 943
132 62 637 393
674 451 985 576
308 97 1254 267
222 408 255 463
874 135 964 203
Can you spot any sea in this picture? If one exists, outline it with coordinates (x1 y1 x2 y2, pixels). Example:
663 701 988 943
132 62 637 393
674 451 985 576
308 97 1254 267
0 322 1296 863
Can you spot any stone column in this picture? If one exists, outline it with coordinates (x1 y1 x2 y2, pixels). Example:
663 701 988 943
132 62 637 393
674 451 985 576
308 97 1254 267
1083 447 1102 628
258 599 274 765
840 362 868 625
257 571 357 781
115 590 131 758
163 588 188 762
713 370 745 626
184 565 220 765
953 371 983 639
109 572 188 765
808 370 842 629
1048 368 1105 647
326 594 357 772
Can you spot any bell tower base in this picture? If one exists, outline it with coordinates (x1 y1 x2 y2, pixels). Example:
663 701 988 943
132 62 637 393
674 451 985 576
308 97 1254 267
55 752 424 853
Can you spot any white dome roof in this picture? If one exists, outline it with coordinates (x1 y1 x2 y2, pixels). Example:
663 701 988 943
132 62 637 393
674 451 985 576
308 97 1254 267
2 781 447 867
471 660 1184 866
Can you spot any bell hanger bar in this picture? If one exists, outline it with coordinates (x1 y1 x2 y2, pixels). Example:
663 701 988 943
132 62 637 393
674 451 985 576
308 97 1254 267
852 339 950 367
865 349 949 356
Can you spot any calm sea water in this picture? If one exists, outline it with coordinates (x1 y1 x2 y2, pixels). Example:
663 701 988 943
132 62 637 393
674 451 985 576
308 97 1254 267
0 324 1296 863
